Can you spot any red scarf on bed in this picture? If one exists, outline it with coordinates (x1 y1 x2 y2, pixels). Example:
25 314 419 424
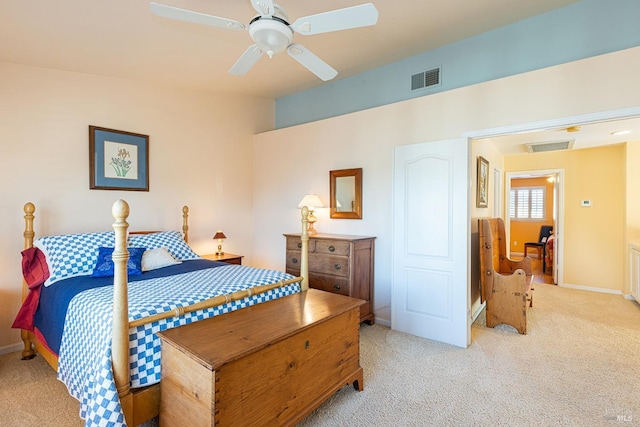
12 247 49 331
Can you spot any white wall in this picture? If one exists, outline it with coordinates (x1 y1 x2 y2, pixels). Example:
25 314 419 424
0 62 274 352
253 46 640 325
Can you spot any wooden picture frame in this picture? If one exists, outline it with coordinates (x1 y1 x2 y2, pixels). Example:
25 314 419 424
476 156 489 208
90 126 149 191
330 168 362 219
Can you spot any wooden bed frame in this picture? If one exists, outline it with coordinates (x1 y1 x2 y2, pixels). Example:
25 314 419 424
19 199 310 426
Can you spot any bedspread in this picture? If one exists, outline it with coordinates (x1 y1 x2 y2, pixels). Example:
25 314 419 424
34 259 224 355
57 264 299 427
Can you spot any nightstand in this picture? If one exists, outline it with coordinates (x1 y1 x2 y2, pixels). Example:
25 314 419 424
201 253 243 265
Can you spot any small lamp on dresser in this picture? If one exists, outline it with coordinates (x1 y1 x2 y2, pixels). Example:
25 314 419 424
297 194 324 235
213 230 226 255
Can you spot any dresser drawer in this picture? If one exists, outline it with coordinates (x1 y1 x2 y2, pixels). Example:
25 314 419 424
308 273 350 296
309 253 349 277
286 250 302 271
314 239 350 256
287 251 350 278
286 238 316 252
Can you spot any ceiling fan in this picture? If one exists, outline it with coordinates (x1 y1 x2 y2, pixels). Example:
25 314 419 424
149 1 379 81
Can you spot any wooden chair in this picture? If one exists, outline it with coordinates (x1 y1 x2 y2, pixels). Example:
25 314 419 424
479 218 533 334
523 225 553 271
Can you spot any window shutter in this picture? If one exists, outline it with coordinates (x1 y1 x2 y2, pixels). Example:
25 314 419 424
530 188 544 219
509 186 546 220
516 189 529 219
509 190 516 218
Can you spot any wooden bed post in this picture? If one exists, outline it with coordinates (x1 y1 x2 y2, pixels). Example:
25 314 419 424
111 200 133 423
300 206 309 291
20 202 36 360
182 206 189 243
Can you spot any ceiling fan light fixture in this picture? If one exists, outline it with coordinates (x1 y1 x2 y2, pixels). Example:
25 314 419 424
249 18 293 58
151 1 379 79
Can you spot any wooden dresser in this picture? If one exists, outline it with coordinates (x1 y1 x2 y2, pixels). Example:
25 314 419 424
157 289 364 427
284 233 375 324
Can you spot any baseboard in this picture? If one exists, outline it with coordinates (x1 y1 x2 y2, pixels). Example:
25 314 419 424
375 317 391 327
560 283 623 295
471 301 486 322
373 305 391 327
0 342 24 356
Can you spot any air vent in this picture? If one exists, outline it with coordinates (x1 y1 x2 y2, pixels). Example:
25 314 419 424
525 140 574 153
411 67 441 91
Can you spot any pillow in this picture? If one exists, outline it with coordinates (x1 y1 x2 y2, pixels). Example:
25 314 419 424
91 247 146 278
128 231 200 261
34 231 115 286
141 247 182 271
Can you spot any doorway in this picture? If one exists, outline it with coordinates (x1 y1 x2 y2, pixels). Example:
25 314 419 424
505 169 564 285
467 107 640 290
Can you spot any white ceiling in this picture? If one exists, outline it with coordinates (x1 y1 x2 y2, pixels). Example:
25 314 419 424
2 0 637 151
476 117 640 156
1 0 581 99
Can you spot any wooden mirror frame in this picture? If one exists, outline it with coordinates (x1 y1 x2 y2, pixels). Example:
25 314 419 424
330 168 362 219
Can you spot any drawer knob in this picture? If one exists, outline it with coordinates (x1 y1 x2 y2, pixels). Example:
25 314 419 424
297 242 302 249
292 257 298 264
334 263 341 271
328 245 335 252
333 284 341 291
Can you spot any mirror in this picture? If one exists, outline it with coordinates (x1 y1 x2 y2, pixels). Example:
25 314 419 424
330 168 362 219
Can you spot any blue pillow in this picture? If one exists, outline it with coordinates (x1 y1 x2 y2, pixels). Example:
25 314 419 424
91 247 146 278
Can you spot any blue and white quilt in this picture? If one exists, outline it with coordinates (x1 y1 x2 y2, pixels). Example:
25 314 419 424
56 264 300 427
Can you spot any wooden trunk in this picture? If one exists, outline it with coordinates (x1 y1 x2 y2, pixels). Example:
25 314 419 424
158 289 364 427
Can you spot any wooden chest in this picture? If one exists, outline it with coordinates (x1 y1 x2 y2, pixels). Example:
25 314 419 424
157 289 364 427
284 233 375 324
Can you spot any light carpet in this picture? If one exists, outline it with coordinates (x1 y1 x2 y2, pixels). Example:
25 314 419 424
2 283 639 426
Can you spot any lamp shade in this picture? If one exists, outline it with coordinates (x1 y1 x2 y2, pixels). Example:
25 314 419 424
213 230 226 240
297 194 324 209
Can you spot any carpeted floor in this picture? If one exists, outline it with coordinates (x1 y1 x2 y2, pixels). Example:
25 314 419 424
2 283 639 426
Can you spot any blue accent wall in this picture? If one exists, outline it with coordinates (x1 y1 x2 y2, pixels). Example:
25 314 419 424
275 0 640 129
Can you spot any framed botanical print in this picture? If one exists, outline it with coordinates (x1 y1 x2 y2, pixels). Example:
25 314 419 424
476 156 489 208
89 126 149 191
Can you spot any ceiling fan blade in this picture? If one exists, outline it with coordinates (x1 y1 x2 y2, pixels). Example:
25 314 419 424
229 45 264 75
287 44 337 81
250 0 275 16
291 3 378 35
150 2 245 31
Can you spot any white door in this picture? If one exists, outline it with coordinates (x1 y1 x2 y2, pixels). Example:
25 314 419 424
392 138 470 348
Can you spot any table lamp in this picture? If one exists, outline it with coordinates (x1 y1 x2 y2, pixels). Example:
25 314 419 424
213 230 226 256
297 194 324 235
